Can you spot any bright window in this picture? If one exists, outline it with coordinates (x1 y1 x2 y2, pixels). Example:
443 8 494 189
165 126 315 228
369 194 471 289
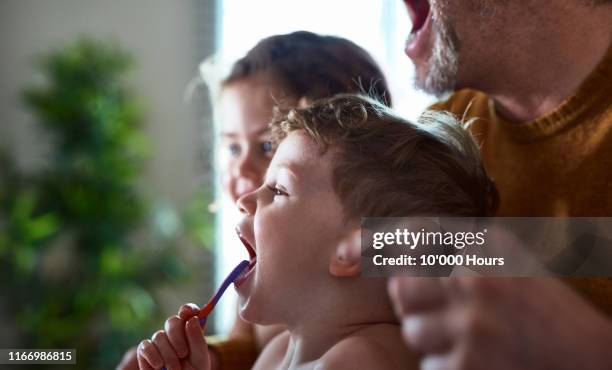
214 0 434 333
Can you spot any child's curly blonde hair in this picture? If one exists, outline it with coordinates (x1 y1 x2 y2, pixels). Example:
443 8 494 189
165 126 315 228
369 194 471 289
270 94 499 218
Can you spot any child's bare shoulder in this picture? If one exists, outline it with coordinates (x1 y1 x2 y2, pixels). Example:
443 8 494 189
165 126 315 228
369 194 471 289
320 324 419 370
252 330 290 370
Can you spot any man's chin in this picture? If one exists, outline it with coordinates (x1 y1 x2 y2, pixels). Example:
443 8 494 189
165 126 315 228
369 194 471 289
413 66 456 97
411 23 460 96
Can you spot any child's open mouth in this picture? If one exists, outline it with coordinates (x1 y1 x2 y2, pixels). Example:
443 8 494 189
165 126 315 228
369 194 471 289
235 228 257 287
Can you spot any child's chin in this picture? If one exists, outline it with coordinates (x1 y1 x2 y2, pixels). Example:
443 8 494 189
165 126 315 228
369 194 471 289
237 289 275 325
236 285 256 319
237 298 263 324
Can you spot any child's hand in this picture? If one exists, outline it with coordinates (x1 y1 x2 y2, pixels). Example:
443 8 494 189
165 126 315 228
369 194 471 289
136 304 211 370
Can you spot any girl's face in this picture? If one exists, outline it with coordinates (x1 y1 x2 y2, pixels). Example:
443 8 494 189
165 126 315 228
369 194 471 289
219 76 287 203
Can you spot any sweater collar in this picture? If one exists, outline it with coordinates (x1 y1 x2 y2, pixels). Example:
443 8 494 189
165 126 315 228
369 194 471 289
490 44 612 141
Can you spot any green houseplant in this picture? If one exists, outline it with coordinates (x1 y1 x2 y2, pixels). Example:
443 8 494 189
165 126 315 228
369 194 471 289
0 38 214 369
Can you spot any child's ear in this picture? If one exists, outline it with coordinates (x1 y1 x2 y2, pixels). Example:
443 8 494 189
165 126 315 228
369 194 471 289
329 228 361 277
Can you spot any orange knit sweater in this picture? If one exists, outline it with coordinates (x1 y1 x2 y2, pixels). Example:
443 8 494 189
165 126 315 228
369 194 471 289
431 45 612 317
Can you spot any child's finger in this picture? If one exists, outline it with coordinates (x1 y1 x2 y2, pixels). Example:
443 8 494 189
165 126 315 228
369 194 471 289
178 303 201 320
137 339 162 370
165 315 189 358
137 352 155 370
151 330 181 370
186 316 210 369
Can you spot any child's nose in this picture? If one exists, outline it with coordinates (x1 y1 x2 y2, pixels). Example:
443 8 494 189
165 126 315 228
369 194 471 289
237 190 257 215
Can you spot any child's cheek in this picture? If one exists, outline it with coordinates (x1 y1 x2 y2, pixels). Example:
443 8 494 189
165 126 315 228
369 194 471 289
256 213 297 264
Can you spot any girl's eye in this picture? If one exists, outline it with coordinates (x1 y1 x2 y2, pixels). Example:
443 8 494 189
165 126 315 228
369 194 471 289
228 143 241 156
267 184 287 197
261 141 273 154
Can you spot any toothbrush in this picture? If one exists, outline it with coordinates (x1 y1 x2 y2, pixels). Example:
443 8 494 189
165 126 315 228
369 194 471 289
196 259 250 327
161 260 249 370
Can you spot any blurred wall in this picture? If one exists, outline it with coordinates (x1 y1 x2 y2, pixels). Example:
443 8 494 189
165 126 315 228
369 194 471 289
0 0 219 344
0 0 216 206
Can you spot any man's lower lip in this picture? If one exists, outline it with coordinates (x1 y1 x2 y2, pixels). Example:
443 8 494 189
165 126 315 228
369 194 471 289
405 12 432 60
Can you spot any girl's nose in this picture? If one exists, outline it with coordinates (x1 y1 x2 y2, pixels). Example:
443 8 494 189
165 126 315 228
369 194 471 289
232 150 263 182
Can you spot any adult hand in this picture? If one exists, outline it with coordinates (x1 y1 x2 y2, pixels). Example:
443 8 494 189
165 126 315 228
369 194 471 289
388 277 612 370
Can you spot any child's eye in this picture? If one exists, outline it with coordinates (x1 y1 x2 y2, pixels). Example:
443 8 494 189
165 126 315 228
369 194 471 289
267 184 287 197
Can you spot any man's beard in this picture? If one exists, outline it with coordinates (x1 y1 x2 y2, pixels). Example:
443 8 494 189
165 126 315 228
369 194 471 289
415 5 460 96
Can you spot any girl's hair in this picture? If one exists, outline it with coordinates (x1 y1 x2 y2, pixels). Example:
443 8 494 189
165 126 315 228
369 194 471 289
222 31 392 107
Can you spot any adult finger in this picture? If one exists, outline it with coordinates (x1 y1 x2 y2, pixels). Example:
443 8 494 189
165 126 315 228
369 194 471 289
388 277 447 316
137 340 162 370
165 315 189 358
178 303 201 320
151 330 181 370
401 310 453 353
442 276 512 303
186 316 210 369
